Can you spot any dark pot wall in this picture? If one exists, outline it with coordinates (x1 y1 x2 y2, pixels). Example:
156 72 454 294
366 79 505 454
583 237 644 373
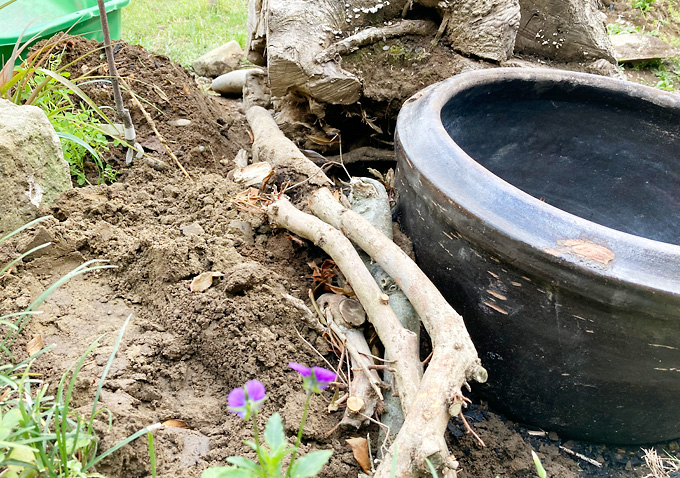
394 68 680 444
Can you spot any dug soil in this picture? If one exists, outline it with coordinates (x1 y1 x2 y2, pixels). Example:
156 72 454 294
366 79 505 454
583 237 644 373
0 28 677 478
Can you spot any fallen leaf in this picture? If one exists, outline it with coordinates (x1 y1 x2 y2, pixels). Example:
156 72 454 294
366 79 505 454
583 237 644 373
26 334 43 357
190 272 223 292
162 419 189 429
346 437 371 473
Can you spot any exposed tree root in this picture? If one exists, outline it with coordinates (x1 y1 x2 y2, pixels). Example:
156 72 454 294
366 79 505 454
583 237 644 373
309 188 487 477
315 20 436 63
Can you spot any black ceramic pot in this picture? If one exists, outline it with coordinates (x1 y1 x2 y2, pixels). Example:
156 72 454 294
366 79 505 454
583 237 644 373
394 68 680 444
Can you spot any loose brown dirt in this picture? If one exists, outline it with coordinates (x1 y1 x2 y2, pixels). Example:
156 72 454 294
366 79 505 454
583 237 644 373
1 17 679 478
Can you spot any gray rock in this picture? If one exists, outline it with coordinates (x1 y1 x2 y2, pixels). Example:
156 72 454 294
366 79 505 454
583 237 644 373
0 100 71 235
191 40 244 78
611 33 680 62
211 68 264 96
515 0 615 62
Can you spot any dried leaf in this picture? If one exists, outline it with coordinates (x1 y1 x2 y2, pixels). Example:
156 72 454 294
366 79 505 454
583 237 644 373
162 419 189 429
190 272 223 292
346 437 371 473
367 168 384 183
26 334 43 357
306 134 340 145
233 162 274 187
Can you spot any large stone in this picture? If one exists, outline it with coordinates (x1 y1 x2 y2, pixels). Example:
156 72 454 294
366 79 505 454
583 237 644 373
0 100 72 235
515 0 615 62
211 68 264 96
611 33 680 62
191 40 245 77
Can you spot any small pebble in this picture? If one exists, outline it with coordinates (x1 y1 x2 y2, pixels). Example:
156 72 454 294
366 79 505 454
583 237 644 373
168 119 191 127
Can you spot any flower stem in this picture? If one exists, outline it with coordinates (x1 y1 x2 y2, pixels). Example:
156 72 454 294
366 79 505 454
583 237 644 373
251 414 267 476
286 391 312 477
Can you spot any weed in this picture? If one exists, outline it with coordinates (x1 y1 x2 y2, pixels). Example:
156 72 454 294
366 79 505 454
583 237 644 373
202 364 336 478
634 0 657 12
607 23 642 35
1 37 121 185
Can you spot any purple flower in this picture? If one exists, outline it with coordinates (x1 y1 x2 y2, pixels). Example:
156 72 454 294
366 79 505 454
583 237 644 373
228 380 266 419
289 363 337 394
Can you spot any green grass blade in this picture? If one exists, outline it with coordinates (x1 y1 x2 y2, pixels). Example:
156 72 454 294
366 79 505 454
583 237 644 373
85 423 162 470
56 131 102 163
148 432 157 478
90 314 131 420
0 216 50 245
0 242 51 277
36 68 114 125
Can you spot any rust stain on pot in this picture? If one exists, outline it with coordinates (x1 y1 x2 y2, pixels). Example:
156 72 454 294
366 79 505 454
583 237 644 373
483 301 508 315
487 290 507 301
559 239 615 265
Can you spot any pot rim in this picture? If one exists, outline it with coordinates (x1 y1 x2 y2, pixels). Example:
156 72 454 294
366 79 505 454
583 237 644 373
396 67 680 298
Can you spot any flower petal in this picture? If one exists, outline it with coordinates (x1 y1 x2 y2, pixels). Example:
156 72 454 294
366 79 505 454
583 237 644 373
289 362 312 377
245 380 266 402
228 387 246 409
312 366 337 384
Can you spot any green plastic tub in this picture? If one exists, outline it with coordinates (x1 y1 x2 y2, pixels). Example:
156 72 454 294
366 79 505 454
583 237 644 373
0 0 131 64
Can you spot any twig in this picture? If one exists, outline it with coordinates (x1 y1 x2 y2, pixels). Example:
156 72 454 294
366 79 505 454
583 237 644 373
119 78 192 181
268 198 422 415
459 412 485 447
559 446 603 468
293 327 347 385
96 0 136 164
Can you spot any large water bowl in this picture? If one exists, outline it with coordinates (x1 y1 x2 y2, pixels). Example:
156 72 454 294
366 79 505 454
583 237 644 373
394 68 680 444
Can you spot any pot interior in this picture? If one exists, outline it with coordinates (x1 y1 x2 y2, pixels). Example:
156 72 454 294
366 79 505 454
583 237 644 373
441 79 680 246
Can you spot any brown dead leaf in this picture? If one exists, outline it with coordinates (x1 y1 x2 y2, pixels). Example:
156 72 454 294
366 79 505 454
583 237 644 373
26 334 43 357
190 272 223 292
346 437 371 473
162 419 190 429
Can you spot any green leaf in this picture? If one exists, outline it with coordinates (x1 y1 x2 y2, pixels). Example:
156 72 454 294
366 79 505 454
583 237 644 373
226 456 260 472
289 450 333 478
264 413 285 452
201 466 255 478
56 132 102 163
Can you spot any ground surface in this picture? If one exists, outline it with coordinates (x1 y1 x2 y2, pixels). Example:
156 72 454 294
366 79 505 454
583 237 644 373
1 8 680 478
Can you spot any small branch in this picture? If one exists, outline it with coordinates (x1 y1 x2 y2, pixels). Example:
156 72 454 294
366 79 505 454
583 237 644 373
459 411 486 447
267 198 422 415
96 0 136 164
315 20 436 63
309 188 487 478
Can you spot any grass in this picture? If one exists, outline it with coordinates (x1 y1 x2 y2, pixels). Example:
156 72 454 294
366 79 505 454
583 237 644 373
121 0 249 67
0 218 158 477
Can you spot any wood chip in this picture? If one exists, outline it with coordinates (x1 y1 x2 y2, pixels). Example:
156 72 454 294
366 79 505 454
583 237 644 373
346 437 371 473
190 272 223 292
162 419 190 429
347 396 365 413
26 334 43 357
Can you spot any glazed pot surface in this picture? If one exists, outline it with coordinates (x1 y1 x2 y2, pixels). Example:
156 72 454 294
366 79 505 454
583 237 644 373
395 68 680 444
442 80 680 244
